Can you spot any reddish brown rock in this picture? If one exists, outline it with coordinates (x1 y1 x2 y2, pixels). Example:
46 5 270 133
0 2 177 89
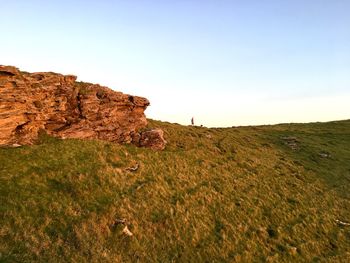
0 65 165 149
133 128 167 150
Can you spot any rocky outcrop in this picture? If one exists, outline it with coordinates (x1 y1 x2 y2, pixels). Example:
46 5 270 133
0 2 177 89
0 65 166 149
133 128 167 150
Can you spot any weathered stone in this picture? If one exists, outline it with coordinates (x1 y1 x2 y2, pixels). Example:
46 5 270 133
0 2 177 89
134 128 167 150
0 65 165 149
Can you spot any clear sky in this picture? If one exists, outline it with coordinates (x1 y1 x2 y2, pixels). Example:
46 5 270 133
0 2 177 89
1 0 349 127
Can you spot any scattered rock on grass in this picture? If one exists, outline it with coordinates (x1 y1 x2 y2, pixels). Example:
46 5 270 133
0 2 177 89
113 218 134 236
133 128 166 150
319 151 331 158
125 163 140 172
122 226 133 236
335 219 350 226
281 136 299 151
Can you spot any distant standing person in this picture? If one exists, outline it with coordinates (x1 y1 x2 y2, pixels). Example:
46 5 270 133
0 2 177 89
191 117 194 126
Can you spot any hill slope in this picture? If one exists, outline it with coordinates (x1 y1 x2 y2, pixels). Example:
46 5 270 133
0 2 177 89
1 119 350 262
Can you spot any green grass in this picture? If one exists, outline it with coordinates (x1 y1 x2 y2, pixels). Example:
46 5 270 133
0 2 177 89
1 119 350 262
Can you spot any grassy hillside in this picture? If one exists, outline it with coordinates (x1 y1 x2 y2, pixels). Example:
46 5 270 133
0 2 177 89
1 119 350 262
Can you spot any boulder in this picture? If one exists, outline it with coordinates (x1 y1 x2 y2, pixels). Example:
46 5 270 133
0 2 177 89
134 128 167 151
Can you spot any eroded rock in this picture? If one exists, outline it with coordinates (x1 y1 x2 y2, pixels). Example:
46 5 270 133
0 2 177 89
0 65 165 150
133 128 167 151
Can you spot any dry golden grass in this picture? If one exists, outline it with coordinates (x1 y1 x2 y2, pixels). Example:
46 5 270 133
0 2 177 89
1 119 350 262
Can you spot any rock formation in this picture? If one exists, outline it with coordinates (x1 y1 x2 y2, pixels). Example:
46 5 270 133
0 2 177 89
0 65 166 150
133 128 166 150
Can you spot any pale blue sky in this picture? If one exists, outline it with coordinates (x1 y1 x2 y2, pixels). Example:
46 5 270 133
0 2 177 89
1 0 349 126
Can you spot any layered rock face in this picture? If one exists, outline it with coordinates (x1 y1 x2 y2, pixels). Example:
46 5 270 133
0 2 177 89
0 65 165 149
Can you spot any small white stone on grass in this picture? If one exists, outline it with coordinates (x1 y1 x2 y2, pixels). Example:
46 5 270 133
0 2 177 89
122 226 133 236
